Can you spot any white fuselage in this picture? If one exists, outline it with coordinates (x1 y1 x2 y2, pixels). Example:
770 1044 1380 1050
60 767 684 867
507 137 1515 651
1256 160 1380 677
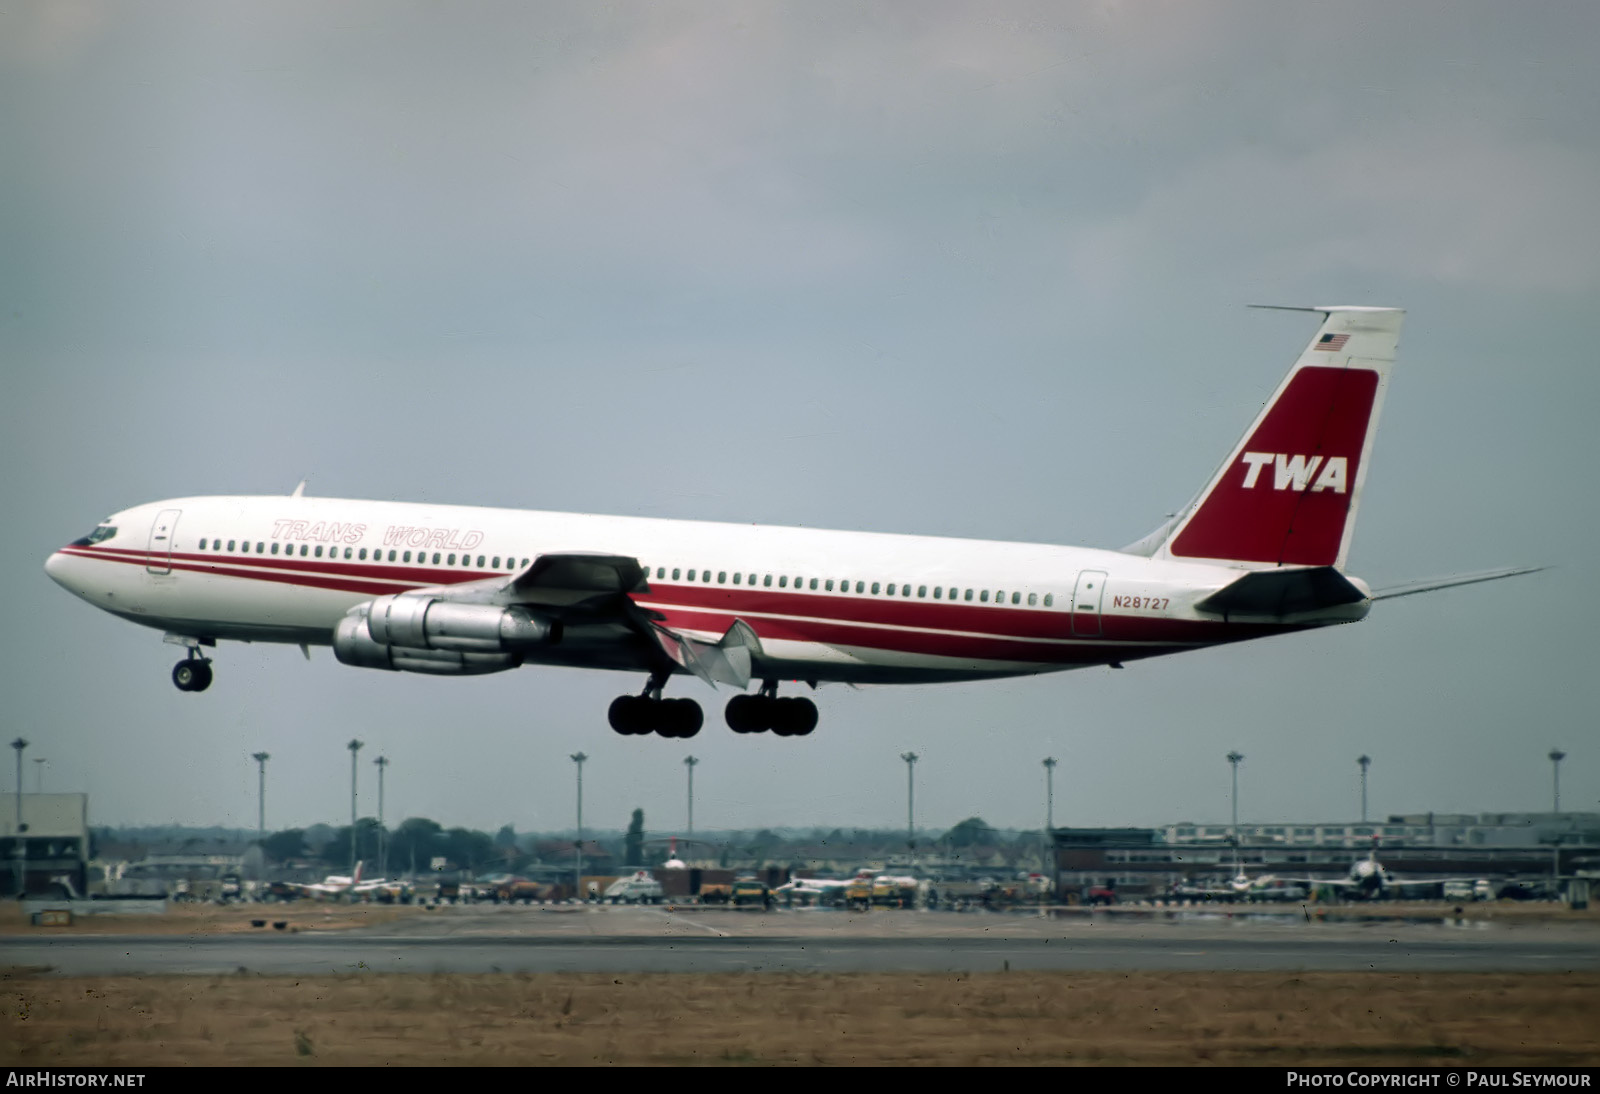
45 494 1364 687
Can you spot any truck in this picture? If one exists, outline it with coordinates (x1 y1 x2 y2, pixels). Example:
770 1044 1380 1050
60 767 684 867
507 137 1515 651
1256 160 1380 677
730 878 771 908
604 871 666 904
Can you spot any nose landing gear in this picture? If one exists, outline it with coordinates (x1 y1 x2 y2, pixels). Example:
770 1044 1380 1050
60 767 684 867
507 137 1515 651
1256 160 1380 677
172 653 213 692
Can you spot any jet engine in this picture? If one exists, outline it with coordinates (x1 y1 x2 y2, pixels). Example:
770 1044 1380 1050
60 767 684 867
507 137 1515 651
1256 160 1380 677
332 594 562 676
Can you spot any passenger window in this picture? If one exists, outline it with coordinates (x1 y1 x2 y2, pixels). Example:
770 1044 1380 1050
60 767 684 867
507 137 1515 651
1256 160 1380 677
447 554 456 566
1028 592 1037 606
432 553 441 565
902 584 911 597
763 575 772 587
494 557 501 569
228 540 236 551
1044 593 1054 607
871 582 880 595
478 555 486 567
963 589 972 601
359 548 367 560
980 590 989 603
917 586 926 598
314 545 323 558
718 571 727 583
825 579 834 592
199 539 208 550
270 543 279 555
388 550 396 562
1012 592 1021 605
522 559 530 569
779 576 788 588
733 573 742 585
933 587 942 599
687 569 696 581
855 581 864 593
672 568 681 581
809 578 818 591
704 570 712 583
887 583 896 595
403 551 412 563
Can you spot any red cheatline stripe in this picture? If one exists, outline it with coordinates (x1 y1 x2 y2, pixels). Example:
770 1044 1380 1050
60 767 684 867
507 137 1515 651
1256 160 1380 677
57 545 1294 660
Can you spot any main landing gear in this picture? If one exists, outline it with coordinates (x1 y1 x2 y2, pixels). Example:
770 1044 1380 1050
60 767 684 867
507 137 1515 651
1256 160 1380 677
608 672 703 738
725 680 817 737
172 651 213 693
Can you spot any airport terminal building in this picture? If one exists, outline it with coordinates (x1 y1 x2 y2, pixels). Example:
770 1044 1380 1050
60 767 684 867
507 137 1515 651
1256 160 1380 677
1053 812 1600 900
0 793 90 898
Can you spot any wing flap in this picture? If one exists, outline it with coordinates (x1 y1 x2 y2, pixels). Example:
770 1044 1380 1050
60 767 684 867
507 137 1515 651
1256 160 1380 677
648 619 762 689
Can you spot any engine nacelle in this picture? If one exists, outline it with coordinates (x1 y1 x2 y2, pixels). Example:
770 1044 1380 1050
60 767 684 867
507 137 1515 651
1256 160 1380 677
364 594 560 653
333 612 520 675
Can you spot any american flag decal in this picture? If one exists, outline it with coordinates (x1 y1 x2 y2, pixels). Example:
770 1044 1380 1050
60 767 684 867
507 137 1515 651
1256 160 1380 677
1315 333 1350 352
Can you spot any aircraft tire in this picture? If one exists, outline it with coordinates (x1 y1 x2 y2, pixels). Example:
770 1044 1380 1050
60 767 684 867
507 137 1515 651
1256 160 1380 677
790 697 818 736
172 659 212 692
662 698 703 738
725 694 757 733
609 695 650 735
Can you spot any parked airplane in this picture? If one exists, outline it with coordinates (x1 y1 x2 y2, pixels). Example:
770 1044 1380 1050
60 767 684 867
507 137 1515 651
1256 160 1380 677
46 307 1537 738
1170 871 1309 903
290 861 382 900
1283 838 1483 901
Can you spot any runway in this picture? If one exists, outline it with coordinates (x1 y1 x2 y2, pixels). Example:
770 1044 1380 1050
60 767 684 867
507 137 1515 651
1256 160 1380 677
6 904 1597 977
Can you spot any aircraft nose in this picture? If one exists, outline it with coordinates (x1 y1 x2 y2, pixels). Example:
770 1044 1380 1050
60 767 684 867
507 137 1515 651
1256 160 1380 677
45 550 82 593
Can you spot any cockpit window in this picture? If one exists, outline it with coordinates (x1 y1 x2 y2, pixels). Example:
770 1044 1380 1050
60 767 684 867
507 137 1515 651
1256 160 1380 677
70 524 117 547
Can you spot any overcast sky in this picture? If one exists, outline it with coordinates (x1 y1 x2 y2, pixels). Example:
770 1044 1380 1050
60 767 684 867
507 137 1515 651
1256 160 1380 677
3 2 1596 839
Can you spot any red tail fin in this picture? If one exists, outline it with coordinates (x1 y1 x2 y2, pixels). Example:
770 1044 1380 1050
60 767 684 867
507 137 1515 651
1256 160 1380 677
1159 307 1402 570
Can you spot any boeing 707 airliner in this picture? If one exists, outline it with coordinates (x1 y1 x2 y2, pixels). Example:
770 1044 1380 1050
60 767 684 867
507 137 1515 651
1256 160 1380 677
44 307 1535 738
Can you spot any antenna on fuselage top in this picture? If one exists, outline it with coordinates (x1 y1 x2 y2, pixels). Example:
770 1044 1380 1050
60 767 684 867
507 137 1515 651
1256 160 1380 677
291 479 308 498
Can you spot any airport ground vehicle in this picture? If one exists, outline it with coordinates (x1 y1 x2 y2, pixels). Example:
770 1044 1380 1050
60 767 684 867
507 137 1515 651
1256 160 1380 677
871 876 920 909
730 879 771 908
604 872 665 904
697 881 733 904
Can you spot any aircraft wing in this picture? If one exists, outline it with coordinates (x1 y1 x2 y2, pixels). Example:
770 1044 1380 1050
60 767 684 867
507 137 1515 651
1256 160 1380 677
380 552 764 687
414 552 650 615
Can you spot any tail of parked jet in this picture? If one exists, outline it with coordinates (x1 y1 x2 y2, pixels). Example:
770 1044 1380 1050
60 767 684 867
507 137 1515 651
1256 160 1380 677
1151 306 1403 571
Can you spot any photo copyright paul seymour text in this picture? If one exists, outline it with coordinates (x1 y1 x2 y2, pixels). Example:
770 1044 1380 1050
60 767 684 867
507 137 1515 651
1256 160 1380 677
1287 1075 1592 1088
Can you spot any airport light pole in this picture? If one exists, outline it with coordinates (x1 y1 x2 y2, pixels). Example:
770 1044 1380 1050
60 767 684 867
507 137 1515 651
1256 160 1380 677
1549 749 1566 814
374 755 389 878
347 739 363 873
1042 757 1058 876
11 738 27 898
251 750 269 845
1358 754 1371 823
1227 750 1244 844
684 756 698 839
571 752 587 899
901 752 919 853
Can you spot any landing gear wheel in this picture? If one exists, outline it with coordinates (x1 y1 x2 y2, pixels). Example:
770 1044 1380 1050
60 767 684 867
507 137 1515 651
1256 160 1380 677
609 695 649 735
661 698 704 739
172 659 213 693
725 694 759 733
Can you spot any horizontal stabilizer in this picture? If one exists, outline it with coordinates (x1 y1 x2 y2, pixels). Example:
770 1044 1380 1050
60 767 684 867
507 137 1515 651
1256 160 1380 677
649 619 762 689
1196 566 1367 618
1369 565 1543 601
